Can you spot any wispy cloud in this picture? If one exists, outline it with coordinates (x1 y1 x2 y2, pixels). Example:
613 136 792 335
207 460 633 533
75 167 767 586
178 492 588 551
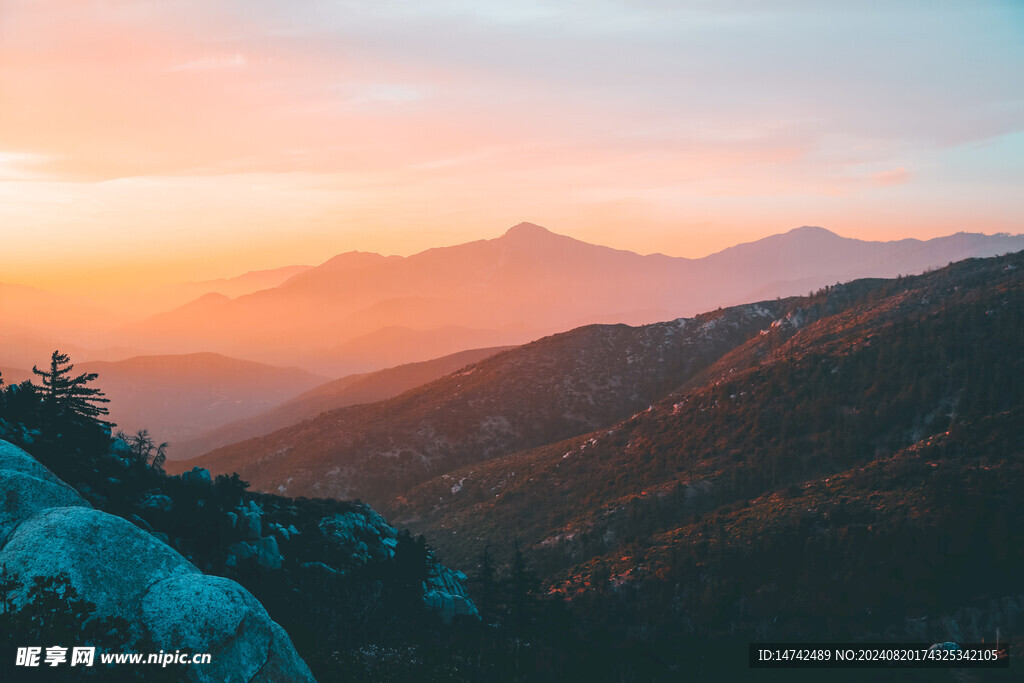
0 0 1022 287
0 151 54 181
343 83 425 106
170 52 248 71
872 167 911 187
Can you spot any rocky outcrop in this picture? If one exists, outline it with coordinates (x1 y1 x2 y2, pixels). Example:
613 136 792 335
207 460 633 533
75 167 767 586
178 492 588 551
0 445 87 547
424 565 477 624
317 509 478 622
0 440 315 682
223 500 285 571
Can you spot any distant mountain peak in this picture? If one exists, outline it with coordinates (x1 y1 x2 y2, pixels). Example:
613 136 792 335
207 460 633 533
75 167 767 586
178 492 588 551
174 291 230 310
502 222 555 239
317 250 390 270
195 291 231 304
785 225 840 238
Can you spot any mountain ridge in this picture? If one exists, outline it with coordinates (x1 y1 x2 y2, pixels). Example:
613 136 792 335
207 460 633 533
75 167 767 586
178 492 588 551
174 298 796 503
117 224 1024 375
78 352 328 443
169 346 512 460
393 250 1024 589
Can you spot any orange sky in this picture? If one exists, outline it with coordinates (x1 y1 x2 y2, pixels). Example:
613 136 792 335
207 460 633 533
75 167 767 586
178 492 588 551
1 1 1022 295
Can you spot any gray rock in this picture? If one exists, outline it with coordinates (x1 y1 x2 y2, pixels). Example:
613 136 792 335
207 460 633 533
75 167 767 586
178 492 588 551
150 531 171 546
234 541 258 561
423 590 477 624
129 514 153 531
0 439 68 483
319 511 390 562
423 565 479 623
0 440 315 682
0 470 88 547
257 536 283 570
141 493 174 512
241 511 262 540
316 508 479 620
142 574 313 683
2 507 197 618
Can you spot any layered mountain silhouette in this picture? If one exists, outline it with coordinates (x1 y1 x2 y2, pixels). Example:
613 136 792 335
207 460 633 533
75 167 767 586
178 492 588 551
7 241 1023 678
171 346 510 460
390 250 1024 624
116 224 1024 374
78 353 327 443
173 298 796 503
0 367 32 386
167 248 1024 660
318 325 531 375
149 264 314 312
0 285 130 367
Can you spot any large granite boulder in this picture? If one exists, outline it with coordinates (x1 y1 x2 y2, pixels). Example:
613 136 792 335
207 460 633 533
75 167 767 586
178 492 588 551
0 448 87 547
141 574 307 683
0 440 315 682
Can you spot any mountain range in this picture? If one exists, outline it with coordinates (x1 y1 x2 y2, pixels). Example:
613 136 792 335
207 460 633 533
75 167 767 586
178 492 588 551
5 232 1023 679
170 346 510 460
6 222 1024 469
163 247 1024 666
387 250 1024 646
173 298 795 501
77 353 327 443
113 224 1024 374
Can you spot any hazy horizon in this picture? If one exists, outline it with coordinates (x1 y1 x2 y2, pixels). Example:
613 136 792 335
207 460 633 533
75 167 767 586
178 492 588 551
4 222 1023 299
2 1 1022 294
2 3 1023 676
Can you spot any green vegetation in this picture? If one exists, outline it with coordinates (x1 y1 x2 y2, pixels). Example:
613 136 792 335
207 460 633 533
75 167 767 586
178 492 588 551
396 251 1024 679
0 355 470 681
31 350 111 423
0 568 171 681
2 250 1023 681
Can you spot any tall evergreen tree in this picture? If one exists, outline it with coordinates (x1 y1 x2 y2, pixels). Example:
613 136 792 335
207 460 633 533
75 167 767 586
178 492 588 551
473 544 498 621
32 350 110 422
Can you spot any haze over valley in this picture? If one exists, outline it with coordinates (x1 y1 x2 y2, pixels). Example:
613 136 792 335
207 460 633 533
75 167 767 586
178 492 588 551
4 224 1022 449
4 2 1023 679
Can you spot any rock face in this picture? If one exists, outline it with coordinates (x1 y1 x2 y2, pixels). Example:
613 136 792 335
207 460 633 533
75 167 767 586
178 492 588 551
0 440 315 683
186 299 791 507
223 501 284 571
424 566 477 624
317 509 478 622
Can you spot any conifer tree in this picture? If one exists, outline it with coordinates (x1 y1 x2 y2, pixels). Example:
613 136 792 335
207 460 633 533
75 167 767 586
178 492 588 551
32 350 110 422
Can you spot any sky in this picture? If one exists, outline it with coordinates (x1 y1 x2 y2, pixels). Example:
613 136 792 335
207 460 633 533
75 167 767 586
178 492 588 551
1 0 1022 294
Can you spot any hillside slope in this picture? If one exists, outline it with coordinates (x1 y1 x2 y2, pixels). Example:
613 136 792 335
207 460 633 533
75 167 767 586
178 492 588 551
181 299 794 505
170 346 510 460
117 224 1024 373
395 250 1024 615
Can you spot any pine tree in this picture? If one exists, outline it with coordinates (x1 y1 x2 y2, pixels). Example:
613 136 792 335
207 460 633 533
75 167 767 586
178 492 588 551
116 429 169 471
504 540 541 636
32 350 110 423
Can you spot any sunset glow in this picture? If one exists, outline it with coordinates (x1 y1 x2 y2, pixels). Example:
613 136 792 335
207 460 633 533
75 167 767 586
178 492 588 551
2 1 1022 293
